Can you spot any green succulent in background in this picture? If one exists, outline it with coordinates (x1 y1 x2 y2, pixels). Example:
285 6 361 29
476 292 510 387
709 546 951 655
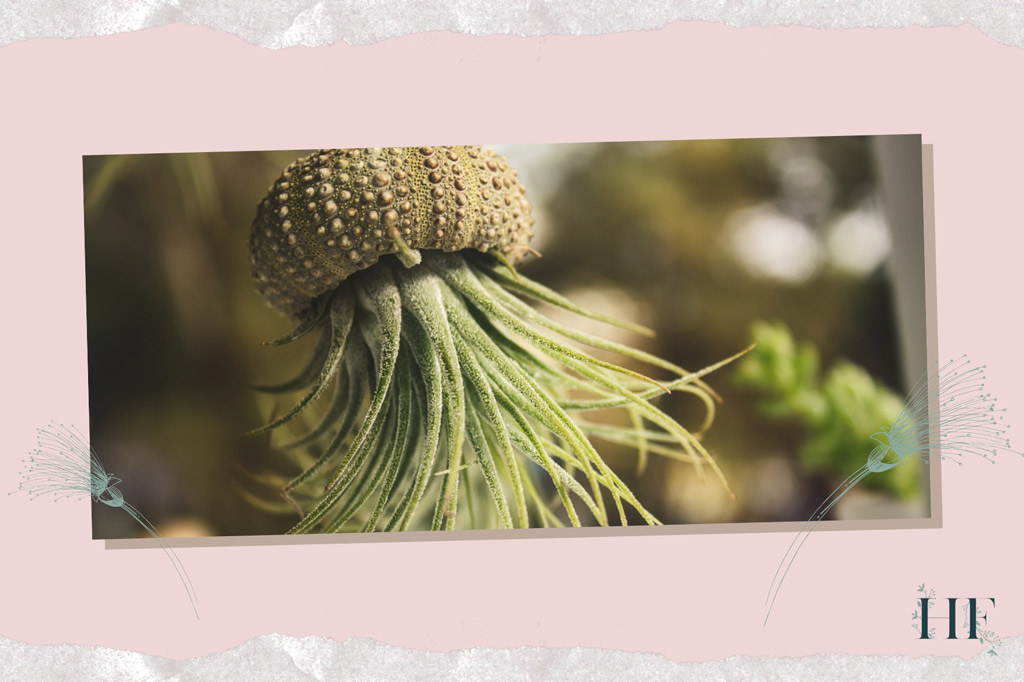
733 320 918 499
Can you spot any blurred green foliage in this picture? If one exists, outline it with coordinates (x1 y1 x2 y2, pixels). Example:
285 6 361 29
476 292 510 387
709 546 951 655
734 321 919 499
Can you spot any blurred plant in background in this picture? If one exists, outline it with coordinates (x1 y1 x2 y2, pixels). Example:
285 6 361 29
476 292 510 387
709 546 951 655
733 320 917 499
83 150 310 538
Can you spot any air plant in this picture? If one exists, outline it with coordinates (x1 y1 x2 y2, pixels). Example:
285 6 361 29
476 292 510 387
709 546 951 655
246 146 748 533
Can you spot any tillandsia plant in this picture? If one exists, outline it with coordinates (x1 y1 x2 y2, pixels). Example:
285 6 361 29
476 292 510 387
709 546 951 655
246 146 748 533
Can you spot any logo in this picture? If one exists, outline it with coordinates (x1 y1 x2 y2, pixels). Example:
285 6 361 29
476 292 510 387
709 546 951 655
912 584 1001 655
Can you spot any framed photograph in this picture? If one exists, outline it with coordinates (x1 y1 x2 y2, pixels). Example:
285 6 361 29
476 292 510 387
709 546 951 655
82 137 931 540
2 6 1022 679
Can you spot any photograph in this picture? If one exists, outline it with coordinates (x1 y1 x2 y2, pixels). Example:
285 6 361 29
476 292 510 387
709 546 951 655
83 136 928 538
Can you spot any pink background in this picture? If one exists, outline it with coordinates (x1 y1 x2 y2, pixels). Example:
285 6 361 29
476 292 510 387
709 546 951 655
1 22 1022 662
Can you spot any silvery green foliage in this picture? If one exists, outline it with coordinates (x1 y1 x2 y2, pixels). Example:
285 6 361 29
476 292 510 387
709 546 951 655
249 251 745 532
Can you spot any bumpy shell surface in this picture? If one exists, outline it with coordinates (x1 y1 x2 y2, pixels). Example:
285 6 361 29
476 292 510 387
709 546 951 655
250 146 535 316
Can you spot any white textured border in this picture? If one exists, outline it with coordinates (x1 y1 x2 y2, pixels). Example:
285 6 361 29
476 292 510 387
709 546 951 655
0 0 1022 48
2 634 1022 681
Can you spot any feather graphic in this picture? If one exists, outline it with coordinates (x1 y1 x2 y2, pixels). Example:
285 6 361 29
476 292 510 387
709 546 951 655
764 356 1018 625
11 422 199 619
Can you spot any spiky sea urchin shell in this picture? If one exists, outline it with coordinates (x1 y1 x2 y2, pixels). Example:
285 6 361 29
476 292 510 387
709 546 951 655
250 146 535 317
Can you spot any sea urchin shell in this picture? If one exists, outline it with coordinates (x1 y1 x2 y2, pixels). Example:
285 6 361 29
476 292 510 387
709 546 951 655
249 146 534 317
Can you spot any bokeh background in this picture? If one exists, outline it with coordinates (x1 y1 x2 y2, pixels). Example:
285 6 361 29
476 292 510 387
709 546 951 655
83 137 928 538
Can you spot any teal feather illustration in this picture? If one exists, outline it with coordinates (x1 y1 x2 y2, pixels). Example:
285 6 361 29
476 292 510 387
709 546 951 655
764 356 1019 625
11 422 199 619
